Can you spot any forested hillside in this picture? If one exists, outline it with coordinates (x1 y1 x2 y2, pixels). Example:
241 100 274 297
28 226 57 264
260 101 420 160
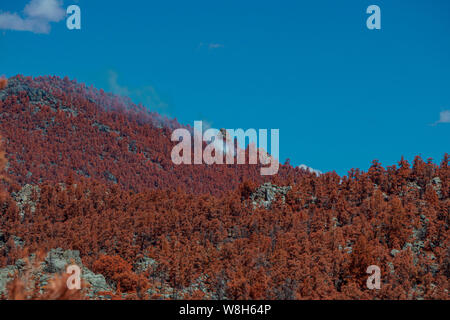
0 75 300 195
0 75 448 300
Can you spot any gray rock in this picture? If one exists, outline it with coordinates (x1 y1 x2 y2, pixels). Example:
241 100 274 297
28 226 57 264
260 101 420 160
430 177 442 199
103 171 118 184
12 184 40 220
43 248 82 273
133 256 157 274
43 248 111 294
15 258 26 270
60 105 78 117
402 241 425 255
0 265 18 296
0 78 58 107
390 249 401 257
0 248 112 298
82 269 111 295
387 262 395 274
12 235 24 248
92 122 111 133
430 263 439 276
250 182 291 209
0 232 24 252
407 181 422 191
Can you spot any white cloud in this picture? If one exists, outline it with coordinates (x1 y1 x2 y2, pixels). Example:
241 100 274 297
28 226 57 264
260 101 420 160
0 0 65 34
108 70 130 97
436 110 450 124
25 0 65 22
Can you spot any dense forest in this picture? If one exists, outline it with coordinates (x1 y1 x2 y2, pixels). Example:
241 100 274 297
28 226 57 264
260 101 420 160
0 75 448 300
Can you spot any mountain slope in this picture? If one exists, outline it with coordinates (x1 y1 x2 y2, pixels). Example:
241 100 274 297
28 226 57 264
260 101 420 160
0 75 304 195
0 75 448 300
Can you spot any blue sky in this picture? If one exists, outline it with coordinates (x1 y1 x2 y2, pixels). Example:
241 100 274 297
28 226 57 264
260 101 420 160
1 0 449 175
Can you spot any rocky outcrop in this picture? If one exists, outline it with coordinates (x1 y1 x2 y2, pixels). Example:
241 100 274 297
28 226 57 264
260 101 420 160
11 184 40 221
0 248 111 297
103 171 118 184
0 231 24 253
250 182 291 209
430 177 442 199
133 256 157 274
0 78 57 106
0 77 78 118
0 265 17 297
44 248 112 296
92 122 112 133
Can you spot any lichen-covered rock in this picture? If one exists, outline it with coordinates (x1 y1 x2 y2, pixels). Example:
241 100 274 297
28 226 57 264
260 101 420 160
0 265 18 296
390 249 401 257
0 232 24 254
0 78 58 107
12 184 40 220
43 248 111 295
12 236 24 248
103 171 118 184
430 177 442 199
82 270 112 297
44 248 83 273
133 256 157 274
403 241 425 255
0 248 112 298
92 122 111 133
250 182 291 209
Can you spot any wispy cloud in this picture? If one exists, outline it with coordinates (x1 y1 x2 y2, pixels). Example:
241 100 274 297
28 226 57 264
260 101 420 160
0 0 65 34
433 110 450 125
108 71 130 97
208 43 224 49
108 70 168 113
198 42 225 50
